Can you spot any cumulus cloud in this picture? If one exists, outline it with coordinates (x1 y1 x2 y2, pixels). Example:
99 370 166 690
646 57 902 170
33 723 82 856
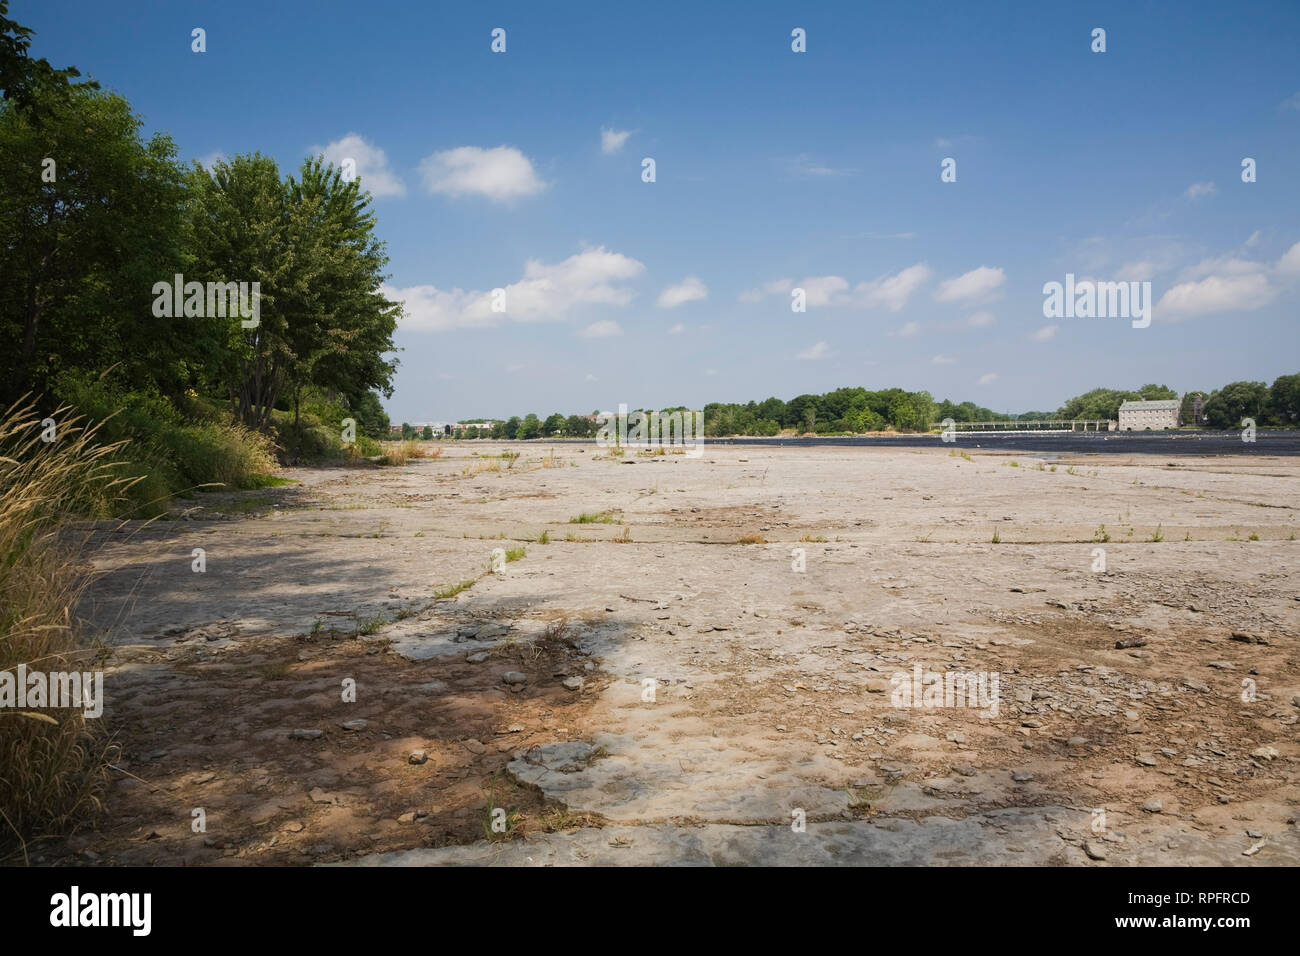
601 128 633 154
1184 181 1217 201
1031 324 1059 342
1274 241 1300 275
934 266 1005 304
931 354 956 365
797 341 831 360
742 265 929 311
894 321 921 338
1156 274 1277 321
667 322 686 335
388 246 644 331
967 310 995 328
579 320 622 338
977 372 999 385
850 263 932 311
419 146 546 201
313 133 405 197
657 276 708 308
1154 241 1300 321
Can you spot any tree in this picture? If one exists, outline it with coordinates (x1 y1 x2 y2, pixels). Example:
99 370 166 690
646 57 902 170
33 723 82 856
1 83 188 406
1269 374 1300 425
0 1 91 123
501 416 520 440
565 414 591 438
352 391 389 438
400 422 415 440
542 412 566 437
519 413 541 440
186 153 400 432
1179 391 1207 426
421 425 433 440
1202 381 1269 428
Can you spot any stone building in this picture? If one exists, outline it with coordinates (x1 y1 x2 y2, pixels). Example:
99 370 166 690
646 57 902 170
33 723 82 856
1117 399 1180 431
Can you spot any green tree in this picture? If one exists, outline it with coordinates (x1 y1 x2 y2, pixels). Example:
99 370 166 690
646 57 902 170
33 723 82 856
501 416 521 440
519 413 541 439
352 391 389 438
1269 374 1300 425
565 414 591 438
400 422 415 440
1202 381 1269 428
1 84 188 405
0 1 90 122
542 412 566 437
421 425 433 440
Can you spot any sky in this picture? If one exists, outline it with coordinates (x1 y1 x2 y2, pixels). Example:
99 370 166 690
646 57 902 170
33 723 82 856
21 0 1300 420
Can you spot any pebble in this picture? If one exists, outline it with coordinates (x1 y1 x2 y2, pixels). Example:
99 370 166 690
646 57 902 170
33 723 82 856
290 729 323 740
1084 841 1109 861
339 719 368 732
562 676 584 690
467 652 489 663
1136 753 1158 767
1142 798 1163 813
408 750 428 765
502 671 528 686
1011 771 1033 782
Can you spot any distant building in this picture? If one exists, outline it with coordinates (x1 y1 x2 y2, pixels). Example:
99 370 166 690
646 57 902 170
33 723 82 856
1118 399 1180 431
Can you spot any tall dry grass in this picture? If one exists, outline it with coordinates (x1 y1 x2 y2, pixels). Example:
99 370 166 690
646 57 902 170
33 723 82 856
0 398 129 859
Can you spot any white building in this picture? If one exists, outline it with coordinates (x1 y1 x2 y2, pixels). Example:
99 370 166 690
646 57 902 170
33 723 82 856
1117 399 1180 431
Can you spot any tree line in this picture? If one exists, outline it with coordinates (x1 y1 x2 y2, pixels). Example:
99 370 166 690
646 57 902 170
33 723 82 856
423 375 1300 440
1 8 399 446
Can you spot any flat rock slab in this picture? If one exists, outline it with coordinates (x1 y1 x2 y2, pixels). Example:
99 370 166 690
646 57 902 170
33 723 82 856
343 809 1300 867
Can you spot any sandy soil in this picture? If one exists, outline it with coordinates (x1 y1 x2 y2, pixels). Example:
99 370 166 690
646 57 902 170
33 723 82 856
34 442 1300 866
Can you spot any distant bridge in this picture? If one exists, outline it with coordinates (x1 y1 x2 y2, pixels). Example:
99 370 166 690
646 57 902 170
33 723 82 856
942 419 1113 436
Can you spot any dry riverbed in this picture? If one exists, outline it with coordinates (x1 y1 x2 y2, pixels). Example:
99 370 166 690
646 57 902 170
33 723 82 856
40 443 1300 866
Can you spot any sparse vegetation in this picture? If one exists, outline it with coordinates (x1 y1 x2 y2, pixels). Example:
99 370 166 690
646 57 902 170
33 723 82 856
434 579 475 600
570 511 616 524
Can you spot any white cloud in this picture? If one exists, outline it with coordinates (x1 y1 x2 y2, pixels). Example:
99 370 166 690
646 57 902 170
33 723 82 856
798 276 849 307
894 321 921 338
667 322 686 335
705 368 718 376
585 373 597 382
1276 241 1300 275
1279 91 1300 111
742 264 930 311
419 146 545 201
967 311 995 328
657 276 708 308
389 246 644 331
1116 261 1155 282
196 151 225 171
851 263 932 311
1156 274 1277 321
580 320 623 338
797 341 831 360
931 354 956 365
1184 181 1217 201
934 266 1005 304
314 133 405 197
1031 324 1059 342
601 128 632 154
977 372 999 386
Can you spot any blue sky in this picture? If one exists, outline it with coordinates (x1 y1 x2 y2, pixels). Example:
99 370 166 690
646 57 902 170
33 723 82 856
24 0 1300 420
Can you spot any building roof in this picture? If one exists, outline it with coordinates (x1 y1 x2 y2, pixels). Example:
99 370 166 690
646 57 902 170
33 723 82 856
1118 400 1180 411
